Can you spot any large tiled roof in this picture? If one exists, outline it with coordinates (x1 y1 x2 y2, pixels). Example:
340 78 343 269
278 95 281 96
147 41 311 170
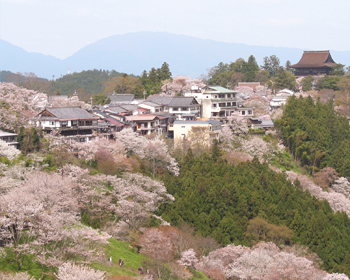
120 104 139 111
168 97 199 107
106 105 128 114
139 101 161 107
291 51 336 68
147 96 173 105
41 107 97 120
109 94 135 103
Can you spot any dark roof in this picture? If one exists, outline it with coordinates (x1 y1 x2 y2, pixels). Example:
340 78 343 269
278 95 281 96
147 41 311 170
139 101 161 107
109 94 135 103
147 96 173 105
106 105 128 114
105 118 124 126
120 104 139 111
168 97 199 107
291 51 336 68
39 107 97 120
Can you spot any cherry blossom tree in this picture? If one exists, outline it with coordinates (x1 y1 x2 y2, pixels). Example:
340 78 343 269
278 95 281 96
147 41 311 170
323 273 350 280
49 96 91 111
195 242 328 280
178 249 198 268
115 173 175 231
226 111 249 135
115 128 179 175
0 82 47 131
0 140 21 160
0 271 34 280
0 171 79 269
55 262 105 280
332 177 350 199
140 227 174 279
242 95 270 116
287 171 350 218
161 76 206 96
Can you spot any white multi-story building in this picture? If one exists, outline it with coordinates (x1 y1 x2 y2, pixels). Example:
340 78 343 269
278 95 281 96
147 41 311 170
185 85 240 119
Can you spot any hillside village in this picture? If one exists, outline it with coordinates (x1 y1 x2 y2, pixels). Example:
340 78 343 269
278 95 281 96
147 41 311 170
1 51 350 280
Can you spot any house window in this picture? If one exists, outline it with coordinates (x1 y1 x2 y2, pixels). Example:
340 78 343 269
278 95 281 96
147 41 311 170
213 104 217 108
219 103 225 107
86 120 92 126
215 95 218 98
156 109 159 112
248 110 252 115
173 107 179 111
181 126 185 128
219 94 225 98
181 108 188 111
50 121 55 125
181 134 186 139
227 102 231 107
227 94 231 98
241 111 246 115
233 102 237 106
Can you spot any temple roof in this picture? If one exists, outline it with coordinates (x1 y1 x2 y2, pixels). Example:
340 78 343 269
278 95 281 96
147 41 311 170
290 51 336 69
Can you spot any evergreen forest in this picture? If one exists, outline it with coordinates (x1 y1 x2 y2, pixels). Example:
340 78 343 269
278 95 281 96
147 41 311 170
276 96 350 176
160 152 350 275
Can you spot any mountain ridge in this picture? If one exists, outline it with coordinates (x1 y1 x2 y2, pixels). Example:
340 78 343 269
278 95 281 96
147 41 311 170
1 31 350 80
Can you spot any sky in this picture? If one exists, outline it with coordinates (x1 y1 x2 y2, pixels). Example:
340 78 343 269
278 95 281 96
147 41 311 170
1 0 350 59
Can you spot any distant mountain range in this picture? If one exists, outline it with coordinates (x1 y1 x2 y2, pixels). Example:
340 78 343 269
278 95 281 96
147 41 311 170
1 31 350 80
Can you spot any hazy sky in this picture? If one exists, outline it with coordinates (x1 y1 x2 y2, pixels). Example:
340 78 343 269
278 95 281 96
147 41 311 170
1 0 349 59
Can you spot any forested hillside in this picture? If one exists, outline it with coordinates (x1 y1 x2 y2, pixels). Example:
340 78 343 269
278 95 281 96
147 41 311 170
276 96 350 176
160 151 350 276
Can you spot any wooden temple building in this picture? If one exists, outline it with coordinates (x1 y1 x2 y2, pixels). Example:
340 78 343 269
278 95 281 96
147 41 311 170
290 50 337 76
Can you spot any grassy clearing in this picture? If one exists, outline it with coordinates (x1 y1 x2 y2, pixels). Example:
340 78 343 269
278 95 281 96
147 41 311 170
92 238 146 277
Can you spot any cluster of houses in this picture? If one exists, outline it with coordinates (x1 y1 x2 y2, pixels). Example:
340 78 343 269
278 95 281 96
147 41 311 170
3 50 336 149
0 84 285 150
23 85 265 147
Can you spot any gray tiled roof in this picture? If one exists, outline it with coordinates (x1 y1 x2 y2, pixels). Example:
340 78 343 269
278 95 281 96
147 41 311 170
139 101 161 107
110 94 135 103
106 106 128 114
147 96 173 105
42 107 97 120
168 97 199 107
120 104 139 111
